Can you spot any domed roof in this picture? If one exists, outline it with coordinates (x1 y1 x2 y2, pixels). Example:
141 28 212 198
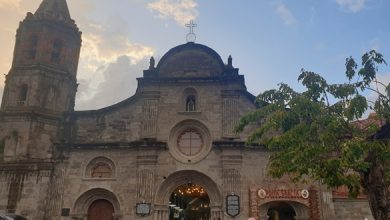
156 42 225 78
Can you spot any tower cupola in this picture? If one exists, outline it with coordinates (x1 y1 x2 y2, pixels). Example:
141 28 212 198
35 0 72 22
0 0 82 161
11 0 81 77
1 0 81 112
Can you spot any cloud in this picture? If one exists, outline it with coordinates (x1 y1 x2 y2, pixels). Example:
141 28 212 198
274 2 297 25
76 56 149 110
80 17 154 65
369 38 380 51
365 72 390 114
147 0 199 26
0 0 21 9
310 7 316 25
376 73 390 91
0 0 155 110
75 16 154 108
0 0 34 101
335 0 366 13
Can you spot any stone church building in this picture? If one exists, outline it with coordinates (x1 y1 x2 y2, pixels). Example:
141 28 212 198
0 0 374 219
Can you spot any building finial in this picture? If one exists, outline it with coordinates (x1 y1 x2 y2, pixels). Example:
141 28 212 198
228 55 233 67
149 56 155 69
185 20 197 43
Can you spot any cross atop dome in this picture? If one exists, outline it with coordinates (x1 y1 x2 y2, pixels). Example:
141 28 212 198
185 20 197 43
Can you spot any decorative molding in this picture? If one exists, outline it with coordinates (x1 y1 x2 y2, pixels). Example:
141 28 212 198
223 169 241 196
136 169 155 203
222 97 239 138
168 120 212 164
85 157 116 179
136 155 158 166
141 99 159 138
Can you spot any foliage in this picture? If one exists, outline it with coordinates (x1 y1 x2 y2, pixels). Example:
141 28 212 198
236 50 390 219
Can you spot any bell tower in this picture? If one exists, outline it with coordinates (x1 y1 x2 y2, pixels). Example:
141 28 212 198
0 0 81 161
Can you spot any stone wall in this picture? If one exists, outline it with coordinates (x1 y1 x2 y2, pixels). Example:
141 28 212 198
333 199 373 220
71 82 256 144
1 117 59 161
0 162 54 219
58 147 319 220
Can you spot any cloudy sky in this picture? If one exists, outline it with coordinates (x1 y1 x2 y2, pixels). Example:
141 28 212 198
0 0 389 110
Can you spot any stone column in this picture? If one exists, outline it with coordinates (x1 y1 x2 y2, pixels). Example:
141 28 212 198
210 206 223 220
309 188 321 220
259 213 268 220
249 186 259 218
153 206 168 220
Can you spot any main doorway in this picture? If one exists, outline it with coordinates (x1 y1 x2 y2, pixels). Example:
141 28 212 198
267 202 296 220
87 199 114 220
169 183 211 220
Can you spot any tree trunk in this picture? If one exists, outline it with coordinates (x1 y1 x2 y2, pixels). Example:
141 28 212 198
361 151 390 220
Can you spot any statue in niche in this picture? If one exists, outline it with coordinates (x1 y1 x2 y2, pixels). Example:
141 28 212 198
186 95 196 112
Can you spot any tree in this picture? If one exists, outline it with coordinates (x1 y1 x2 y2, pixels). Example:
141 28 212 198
236 50 390 220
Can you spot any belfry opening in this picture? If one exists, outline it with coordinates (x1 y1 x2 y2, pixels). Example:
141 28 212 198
169 183 210 220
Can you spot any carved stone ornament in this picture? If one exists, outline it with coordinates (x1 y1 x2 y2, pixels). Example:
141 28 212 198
257 189 266 199
301 189 310 199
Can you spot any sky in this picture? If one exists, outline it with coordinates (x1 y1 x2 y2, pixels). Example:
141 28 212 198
0 0 389 110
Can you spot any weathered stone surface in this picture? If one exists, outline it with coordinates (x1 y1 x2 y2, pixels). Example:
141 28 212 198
0 1 374 220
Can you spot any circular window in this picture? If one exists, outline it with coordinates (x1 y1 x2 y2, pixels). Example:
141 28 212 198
177 129 203 156
169 120 212 163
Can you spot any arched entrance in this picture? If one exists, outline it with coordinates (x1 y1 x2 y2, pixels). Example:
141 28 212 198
88 199 114 220
259 201 309 220
169 183 210 220
267 202 295 220
154 170 222 220
72 188 122 219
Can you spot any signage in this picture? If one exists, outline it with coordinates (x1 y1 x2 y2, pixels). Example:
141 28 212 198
136 203 151 216
226 194 240 217
257 188 310 199
174 209 180 218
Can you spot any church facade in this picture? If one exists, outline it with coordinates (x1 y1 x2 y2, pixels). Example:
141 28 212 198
0 1 374 220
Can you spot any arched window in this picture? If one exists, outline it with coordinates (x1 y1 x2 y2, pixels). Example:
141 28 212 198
186 95 196 112
177 128 203 156
86 157 115 179
51 39 62 64
28 36 38 60
91 162 112 178
183 88 198 112
17 84 28 106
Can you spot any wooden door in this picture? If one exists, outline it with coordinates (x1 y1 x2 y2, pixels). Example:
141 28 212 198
88 199 114 220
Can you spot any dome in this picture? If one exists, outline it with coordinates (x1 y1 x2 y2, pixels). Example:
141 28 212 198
156 42 225 78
